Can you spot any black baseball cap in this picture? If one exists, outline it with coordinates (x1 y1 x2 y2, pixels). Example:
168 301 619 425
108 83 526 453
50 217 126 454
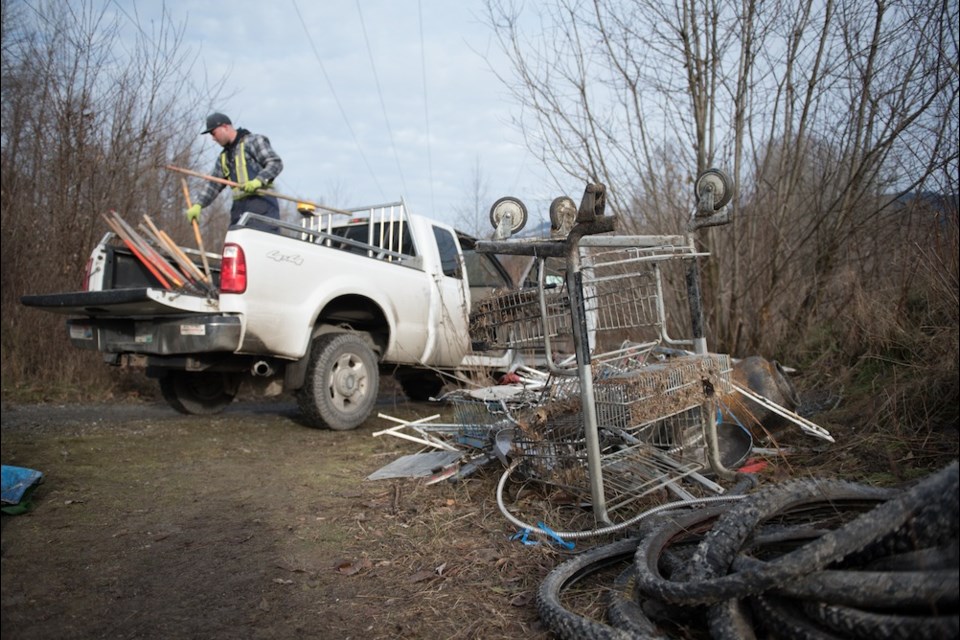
201 112 232 134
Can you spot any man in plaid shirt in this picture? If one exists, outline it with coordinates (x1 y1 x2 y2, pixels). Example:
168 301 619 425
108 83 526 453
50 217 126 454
186 112 285 226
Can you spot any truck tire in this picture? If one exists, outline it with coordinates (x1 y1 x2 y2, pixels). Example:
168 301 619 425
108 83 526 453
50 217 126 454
297 333 379 430
159 371 237 415
396 370 445 402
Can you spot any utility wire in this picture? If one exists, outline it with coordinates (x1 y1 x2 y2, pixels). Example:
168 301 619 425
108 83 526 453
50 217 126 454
291 0 386 200
418 0 435 214
356 0 408 199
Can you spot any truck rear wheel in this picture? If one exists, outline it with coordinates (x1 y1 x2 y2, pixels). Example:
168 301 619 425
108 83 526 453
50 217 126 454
159 371 238 415
297 333 379 430
396 370 446 402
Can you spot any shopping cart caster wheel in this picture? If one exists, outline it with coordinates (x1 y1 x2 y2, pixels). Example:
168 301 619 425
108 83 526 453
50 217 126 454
695 168 733 212
489 196 528 235
549 196 577 231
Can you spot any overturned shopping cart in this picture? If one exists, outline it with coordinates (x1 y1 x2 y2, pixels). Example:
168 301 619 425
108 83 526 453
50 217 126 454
468 177 743 525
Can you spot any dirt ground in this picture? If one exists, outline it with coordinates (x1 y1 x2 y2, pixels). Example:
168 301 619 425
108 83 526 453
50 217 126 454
2 384 956 640
1 391 566 640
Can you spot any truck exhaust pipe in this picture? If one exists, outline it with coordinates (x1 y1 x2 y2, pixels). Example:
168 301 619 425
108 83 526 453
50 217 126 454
252 360 275 377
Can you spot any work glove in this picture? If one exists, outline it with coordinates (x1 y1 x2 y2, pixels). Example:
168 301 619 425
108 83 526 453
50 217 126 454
242 178 263 194
186 204 202 223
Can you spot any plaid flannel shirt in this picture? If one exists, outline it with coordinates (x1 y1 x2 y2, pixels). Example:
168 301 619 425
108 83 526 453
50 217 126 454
195 131 283 207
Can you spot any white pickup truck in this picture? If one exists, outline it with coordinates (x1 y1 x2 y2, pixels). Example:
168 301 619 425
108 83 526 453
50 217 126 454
21 203 521 430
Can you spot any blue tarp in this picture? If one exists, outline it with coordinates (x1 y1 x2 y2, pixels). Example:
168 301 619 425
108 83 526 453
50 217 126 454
2 465 44 513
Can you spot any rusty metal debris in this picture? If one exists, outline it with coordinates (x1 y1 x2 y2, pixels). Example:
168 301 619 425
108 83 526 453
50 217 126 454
370 180 834 531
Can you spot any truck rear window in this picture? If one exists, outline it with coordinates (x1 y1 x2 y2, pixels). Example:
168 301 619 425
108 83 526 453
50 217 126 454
332 222 416 256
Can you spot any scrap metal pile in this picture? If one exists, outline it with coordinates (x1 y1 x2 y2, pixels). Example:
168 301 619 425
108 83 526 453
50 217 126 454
372 180 834 531
445 350 740 514
368 179 959 639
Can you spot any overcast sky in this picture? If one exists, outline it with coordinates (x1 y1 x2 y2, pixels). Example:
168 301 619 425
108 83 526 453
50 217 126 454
138 0 559 232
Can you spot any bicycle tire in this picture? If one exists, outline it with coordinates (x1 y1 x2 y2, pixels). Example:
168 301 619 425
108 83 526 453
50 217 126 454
536 537 644 640
836 470 959 567
534 463 959 639
635 480 894 605
863 542 960 571
801 599 960 640
750 593 847 640
736 555 959 608
605 566 662 637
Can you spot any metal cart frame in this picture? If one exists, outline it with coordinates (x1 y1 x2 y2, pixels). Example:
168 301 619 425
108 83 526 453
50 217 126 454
475 211 737 524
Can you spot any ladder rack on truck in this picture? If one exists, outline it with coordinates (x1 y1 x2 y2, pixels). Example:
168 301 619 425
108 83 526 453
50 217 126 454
294 201 411 262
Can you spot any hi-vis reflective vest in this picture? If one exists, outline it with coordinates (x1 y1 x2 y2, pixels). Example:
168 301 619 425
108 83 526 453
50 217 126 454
220 139 273 200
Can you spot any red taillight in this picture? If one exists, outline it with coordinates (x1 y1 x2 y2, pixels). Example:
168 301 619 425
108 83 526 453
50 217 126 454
220 243 247 293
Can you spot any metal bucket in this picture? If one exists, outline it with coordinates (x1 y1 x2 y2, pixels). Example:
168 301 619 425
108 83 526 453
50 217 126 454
712 421 754 472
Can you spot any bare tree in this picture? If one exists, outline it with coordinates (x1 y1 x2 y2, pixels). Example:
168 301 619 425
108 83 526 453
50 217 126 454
453 154 492 236
483 0 959 357
1 0 223 394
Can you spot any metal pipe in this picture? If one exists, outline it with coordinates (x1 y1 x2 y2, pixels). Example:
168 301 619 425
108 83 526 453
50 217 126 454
683 233 734 479
703 401 737 481
685 259 707 355
536 258 577 378
565 238 612 525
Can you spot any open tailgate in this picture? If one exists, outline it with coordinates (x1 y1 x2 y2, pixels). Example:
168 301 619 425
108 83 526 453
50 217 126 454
21 288 219 317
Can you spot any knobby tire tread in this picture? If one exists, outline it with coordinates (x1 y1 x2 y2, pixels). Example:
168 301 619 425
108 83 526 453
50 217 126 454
606 566 667 638
296 332 379 430
863 542 960 571
751 593 848 640
801 599 960 640
735 556 960 608
536 537 645 640
633 467 960 606
537 462 959 639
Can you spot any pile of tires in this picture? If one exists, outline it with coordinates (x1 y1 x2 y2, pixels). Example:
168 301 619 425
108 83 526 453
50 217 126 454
538 461 959 639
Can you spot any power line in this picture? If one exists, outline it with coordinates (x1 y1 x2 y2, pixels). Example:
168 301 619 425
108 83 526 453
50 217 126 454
291 0 386 200
356 0 408 199
418 0 435 214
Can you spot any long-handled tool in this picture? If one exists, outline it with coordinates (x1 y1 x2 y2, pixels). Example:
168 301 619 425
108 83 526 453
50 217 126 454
141 215 207 284
140 215 216 296
109 210 209 295
101 213 173 290
167 164 353 217
109 211 188 289
181 178 213 283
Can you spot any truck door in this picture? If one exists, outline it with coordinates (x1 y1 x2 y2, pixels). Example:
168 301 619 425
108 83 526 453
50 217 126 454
422 225 470 366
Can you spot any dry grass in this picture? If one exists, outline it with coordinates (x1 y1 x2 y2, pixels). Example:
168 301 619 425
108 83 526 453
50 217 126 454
778 224 959 481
